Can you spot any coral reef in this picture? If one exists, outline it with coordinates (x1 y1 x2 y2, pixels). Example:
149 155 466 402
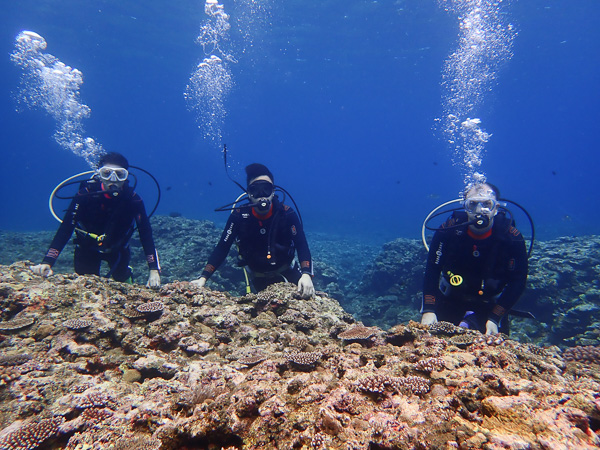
1 261 600 449
2 218 600 348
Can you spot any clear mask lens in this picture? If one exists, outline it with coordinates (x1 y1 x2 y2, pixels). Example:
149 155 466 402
465 198 496 214
98 167 128 182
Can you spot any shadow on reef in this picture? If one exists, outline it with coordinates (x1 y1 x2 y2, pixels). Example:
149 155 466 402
1 217 599 348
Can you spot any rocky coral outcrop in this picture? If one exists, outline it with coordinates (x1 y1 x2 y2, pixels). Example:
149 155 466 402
3 217 599 347
1 261 600 449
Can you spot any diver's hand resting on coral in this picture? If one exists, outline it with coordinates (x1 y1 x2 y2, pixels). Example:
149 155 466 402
191 277 207 288
297 274 315 299
485 320 499 335
421 312 438 326
147 269 161 288
30 264 53 278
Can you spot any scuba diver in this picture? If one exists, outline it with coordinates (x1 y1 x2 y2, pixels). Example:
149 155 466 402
30 152 161 287
191 163 315 298
421 182 528 335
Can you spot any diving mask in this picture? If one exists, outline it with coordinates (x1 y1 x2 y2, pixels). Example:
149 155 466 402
97 166 129 182
247 180 274 199
464 197 497 214
248 180 274 213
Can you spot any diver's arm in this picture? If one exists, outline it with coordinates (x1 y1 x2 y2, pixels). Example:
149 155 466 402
421 230 445 315
288 209 313 276
40 197 79 268
132 195 160 271
488 230 528 324
199 213 239 280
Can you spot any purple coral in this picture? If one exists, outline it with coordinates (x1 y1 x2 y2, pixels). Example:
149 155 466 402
337 326 376 341
71 382 94 394
136 301 164 314
238 354 267 366
394 375 431 395
76 392 118 410
355 374 392 395
0 416 64 449
356 374 431 396
285 351 322 367
415 357 446 373
63 319 92 330
429 321 465 335
80 407 113 425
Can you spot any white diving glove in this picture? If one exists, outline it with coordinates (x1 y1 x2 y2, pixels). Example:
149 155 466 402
30 264 53 278
485 320 499 335
297 273 315 299
191 277 207 288
147 269 161 288
421 312 438 326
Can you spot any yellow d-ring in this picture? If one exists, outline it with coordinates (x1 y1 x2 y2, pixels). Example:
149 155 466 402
449 274 463 286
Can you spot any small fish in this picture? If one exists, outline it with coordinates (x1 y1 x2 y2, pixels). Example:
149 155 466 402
165 186 172 191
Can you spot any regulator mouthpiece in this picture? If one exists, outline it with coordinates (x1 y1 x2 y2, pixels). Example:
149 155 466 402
474 214 490 229
255 198 271 213
106 184 120 197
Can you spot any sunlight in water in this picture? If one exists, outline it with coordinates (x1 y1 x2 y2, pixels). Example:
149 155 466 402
11 31 104 167
437 0 516 189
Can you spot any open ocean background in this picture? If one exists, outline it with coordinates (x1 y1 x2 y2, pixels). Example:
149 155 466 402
0 0 599 245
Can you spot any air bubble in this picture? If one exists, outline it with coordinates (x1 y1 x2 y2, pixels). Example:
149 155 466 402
437 0 515 187
185 0 270 145
11 31 104 167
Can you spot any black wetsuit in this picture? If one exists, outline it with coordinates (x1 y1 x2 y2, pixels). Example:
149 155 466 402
42 179 159 282
201 197 313 292
421 211 527 334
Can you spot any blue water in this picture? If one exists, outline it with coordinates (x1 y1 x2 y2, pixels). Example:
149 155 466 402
1 0 599 245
